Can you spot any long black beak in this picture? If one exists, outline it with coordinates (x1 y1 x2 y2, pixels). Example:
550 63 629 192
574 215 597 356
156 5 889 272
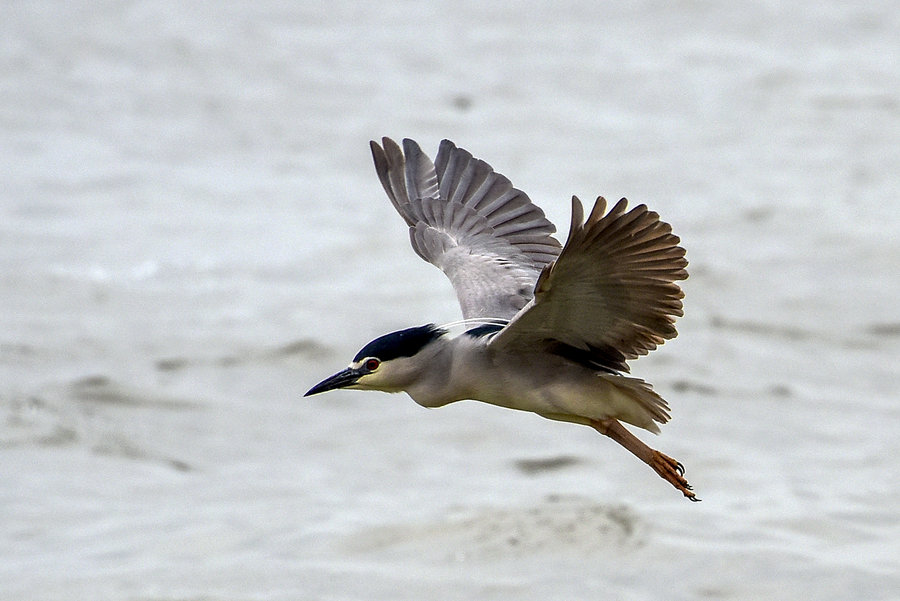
304 367 362 396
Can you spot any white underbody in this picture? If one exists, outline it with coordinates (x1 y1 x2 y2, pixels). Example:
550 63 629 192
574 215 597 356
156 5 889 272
401 334 668 434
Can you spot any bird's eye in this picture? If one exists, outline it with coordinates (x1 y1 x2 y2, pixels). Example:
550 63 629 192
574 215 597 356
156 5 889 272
364 358 380 371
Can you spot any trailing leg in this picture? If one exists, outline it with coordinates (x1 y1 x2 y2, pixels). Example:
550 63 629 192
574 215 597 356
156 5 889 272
590 418 699 502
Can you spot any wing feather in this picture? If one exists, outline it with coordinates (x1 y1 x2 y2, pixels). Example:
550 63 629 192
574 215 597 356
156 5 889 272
402 139 439 206
371 137 562 319
491 195 688 373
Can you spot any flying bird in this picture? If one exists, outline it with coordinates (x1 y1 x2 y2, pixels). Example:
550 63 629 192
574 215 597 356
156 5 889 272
307 138 698 501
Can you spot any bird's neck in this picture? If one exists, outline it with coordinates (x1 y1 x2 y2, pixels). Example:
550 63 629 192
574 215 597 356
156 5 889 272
404 334 485 408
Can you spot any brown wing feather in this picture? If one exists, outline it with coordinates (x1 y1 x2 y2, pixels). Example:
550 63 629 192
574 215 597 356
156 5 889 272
491 196 688 373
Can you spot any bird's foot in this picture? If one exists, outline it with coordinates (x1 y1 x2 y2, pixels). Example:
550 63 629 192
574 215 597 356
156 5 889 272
590 418 700 502
650 450 700 502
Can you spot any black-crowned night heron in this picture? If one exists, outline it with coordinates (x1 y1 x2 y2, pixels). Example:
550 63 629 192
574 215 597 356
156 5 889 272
307 138 698 501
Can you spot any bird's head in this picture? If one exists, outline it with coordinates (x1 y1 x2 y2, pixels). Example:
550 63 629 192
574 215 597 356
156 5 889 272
305 324 448 396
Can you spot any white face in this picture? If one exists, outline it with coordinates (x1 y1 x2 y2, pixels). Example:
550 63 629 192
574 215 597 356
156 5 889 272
306 326 443 398
343 356 380 390
346 355 414 393
305 359 383 397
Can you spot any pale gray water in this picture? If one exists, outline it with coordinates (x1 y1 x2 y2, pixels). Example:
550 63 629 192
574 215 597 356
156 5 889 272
2 1 899 600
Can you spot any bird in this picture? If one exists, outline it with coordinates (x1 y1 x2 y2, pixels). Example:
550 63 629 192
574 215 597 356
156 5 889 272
306 137 698 501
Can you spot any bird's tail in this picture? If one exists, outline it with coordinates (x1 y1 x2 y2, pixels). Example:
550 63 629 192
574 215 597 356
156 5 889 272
597 374 671 434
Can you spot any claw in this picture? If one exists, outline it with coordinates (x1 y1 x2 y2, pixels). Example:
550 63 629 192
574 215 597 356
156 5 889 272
649 450 699 502
588 418 700 502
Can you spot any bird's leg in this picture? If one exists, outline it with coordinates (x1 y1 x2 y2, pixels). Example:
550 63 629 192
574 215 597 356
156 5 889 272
590 418 699 502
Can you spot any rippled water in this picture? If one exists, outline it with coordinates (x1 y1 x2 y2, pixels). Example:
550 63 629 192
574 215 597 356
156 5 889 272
2 2 898 599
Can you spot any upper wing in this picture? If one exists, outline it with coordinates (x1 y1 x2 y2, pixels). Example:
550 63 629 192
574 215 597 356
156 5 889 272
490 196 688 373
370 137 562 320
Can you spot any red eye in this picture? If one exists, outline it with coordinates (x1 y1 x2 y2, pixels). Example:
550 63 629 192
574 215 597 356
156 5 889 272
364 358 380 371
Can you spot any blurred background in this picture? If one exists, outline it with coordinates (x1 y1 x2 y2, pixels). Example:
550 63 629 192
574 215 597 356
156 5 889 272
2 1 898 599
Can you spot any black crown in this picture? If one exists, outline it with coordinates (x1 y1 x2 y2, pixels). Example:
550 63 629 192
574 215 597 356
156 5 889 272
354 324 447 363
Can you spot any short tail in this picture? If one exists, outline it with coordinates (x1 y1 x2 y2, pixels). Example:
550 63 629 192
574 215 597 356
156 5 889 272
598 374 671 434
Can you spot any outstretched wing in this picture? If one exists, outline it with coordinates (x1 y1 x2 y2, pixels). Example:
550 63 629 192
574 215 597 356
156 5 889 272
490 196 688 373
370 137 562 320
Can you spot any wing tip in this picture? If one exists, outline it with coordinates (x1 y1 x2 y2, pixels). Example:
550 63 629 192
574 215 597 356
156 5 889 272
401 137 423 156
569 195 585 236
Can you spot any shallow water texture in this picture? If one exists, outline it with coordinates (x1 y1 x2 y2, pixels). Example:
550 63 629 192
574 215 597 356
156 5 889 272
2 1 899 600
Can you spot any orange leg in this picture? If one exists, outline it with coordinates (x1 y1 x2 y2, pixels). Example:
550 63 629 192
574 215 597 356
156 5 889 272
590 418 699 502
